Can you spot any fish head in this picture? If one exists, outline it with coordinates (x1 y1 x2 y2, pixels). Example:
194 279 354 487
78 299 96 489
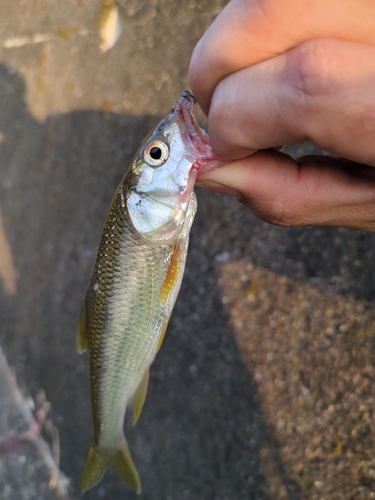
126 91 225 246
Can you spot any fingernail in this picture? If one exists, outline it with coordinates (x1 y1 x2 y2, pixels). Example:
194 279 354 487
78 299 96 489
195 180 241 198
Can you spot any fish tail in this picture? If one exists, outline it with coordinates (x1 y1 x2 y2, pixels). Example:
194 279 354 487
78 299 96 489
80 437 141 494
112 437 141 493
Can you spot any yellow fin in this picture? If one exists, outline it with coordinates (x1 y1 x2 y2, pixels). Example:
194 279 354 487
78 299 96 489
112 438 141 493
157 318 169 352
80 441 108 493
130 368 149 424
77 303 88 353
160 239 183 304
80 438 141 494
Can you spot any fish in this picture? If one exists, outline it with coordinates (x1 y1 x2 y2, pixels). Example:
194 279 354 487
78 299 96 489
78 91 224 494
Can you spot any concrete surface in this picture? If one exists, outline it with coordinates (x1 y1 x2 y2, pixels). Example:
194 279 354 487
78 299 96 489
1 1 375 499
0 346 68 499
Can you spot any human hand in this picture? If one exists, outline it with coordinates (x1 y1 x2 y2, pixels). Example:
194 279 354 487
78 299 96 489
189 0 375 231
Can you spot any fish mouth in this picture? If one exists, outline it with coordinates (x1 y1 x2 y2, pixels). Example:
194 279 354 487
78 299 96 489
172 91 210 147
171 91 226 173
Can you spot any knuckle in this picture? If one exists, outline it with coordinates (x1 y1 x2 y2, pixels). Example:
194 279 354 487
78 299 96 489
359 102 375 138
264 201 296 227
282 41 334 100
244 198 297 227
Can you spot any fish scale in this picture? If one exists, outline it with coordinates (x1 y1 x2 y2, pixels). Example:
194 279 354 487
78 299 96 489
86 187 171 451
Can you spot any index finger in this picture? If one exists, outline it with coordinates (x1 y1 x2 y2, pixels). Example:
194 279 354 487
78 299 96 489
189 0 375 114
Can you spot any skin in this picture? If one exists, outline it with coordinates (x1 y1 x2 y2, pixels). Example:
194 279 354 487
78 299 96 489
189 0 375 231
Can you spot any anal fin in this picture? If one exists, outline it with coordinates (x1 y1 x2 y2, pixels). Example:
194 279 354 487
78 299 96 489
157 318 169 352
130 368 149 424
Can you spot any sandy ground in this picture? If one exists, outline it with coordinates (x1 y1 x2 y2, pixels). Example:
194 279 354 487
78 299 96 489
1 1 375 499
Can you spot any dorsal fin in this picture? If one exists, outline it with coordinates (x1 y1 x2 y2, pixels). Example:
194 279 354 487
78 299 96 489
77 303 89 353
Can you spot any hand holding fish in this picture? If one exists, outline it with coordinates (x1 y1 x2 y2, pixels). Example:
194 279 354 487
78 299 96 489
189 0 375 232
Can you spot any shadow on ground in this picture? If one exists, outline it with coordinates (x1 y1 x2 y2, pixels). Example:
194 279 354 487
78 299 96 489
3 54 375 499
0 64 303 499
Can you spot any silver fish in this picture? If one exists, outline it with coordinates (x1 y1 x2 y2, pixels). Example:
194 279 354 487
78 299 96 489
78 91 223 493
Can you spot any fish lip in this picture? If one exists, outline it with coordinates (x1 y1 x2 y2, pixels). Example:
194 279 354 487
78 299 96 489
172 91 209 147
172 90 195 111
180 90 195 106
171 92 227 174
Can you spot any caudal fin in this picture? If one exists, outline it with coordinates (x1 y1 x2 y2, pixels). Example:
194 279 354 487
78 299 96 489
80 438 141 494
111 439 141 493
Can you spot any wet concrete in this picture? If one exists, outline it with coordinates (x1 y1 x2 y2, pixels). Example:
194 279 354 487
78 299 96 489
1 1 375 499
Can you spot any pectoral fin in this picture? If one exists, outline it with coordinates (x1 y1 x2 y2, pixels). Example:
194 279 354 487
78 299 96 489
130 368 149 424
77 303 88 353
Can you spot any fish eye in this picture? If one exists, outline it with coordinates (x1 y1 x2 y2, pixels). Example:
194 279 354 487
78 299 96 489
150 146 162 160
143 140 169 167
